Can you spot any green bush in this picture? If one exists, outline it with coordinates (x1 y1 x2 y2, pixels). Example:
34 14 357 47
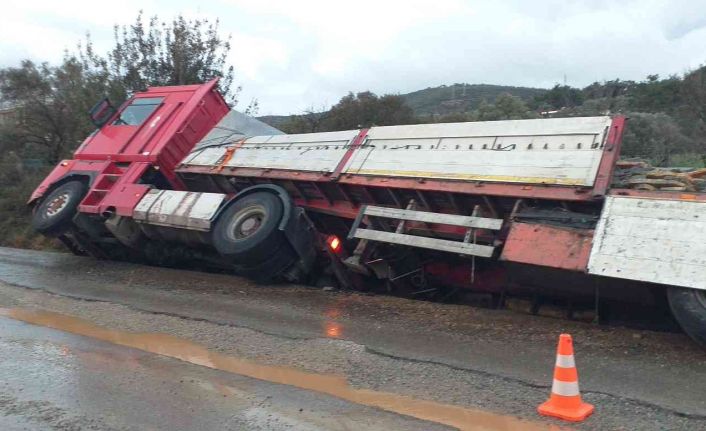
0 163 60 250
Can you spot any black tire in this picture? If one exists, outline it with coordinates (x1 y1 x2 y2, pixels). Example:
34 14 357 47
31 181 87 237
668 286 706 347
212 192 285 264
234 243 298 283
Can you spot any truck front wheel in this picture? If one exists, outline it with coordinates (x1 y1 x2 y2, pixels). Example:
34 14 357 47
668 286 706 347
31 180 87 237
212 192 286 264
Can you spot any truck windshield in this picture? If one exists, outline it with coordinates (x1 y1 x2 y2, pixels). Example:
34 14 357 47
113 97 163 126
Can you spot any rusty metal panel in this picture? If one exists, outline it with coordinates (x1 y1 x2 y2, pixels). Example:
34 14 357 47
134 190 225 231
588 196 706 290
500 223 593 271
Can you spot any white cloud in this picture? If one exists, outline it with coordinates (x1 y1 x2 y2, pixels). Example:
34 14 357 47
2 0 706 114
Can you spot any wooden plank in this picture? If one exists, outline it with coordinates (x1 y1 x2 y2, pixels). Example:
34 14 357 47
353 228 495 257
363 206 503 230
588 196 706 290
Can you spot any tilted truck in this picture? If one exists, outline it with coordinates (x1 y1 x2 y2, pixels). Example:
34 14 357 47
28 80 706 346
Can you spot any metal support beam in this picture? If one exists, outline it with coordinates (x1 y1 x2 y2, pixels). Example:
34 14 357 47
353 229 495 258
311 181 333 205
363 206 503 230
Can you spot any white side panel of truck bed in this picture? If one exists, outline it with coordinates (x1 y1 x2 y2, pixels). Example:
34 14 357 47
344 117 612 186
182 130 359 173
588 196 706 290
180 116 615 186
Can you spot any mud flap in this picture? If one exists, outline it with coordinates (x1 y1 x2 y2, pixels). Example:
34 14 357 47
278 202 318 277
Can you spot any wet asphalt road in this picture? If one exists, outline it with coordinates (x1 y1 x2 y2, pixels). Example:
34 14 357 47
0 246 704 430
0 316 452 431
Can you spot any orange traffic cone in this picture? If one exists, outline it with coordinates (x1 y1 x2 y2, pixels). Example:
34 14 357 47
538 334 594 422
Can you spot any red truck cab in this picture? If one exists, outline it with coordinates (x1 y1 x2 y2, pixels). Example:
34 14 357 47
29 80 229 217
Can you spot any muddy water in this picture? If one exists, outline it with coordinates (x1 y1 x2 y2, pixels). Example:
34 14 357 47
0 307 556 431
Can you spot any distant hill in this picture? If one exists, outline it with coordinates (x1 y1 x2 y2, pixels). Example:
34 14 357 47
256 115 291 130
257 83 547 125
401 83 547 116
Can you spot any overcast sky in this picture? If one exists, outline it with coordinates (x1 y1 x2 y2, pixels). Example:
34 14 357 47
2 0 706 115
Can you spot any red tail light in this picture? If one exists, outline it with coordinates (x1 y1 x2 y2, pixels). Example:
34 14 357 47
326 235 341 253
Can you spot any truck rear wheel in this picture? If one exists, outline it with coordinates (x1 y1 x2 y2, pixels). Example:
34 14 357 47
234 243 298 283
212 192 285 264
31 180 87 237
668 286 706 347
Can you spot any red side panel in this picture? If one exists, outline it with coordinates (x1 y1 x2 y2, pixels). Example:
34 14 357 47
609 188 706 202
500 223 593 272
73 80 228 171
153 84 229 188
592 115 626 197
78 162 152 216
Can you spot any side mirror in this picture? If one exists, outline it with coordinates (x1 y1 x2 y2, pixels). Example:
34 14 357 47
88 98 116 128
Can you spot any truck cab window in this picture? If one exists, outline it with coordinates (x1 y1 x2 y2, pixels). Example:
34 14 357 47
113 97 163 126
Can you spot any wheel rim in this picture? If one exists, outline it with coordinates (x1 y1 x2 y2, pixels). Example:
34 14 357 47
45 192 71 217
226 205 268 241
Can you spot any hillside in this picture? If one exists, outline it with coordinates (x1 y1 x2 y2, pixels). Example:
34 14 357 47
401 83 546 115
257 83 547 126
257 70 706 170
256 115 291 130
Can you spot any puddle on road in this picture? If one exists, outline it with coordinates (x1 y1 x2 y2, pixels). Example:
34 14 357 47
0 307 556 431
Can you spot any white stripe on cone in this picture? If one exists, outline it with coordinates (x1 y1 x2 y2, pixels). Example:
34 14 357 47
555 354 576 368
551 379 580 397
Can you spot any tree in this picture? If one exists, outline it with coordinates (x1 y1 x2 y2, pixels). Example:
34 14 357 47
532 84 584 110
324 92 417 130
558 95 629 116
280 106 329 134
0 58 104 163
80 12 239 104
621 112 696 165
476 93 537 121
582 79 633 100
628 74 682 114
426 111 477 123
678 66 706 139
